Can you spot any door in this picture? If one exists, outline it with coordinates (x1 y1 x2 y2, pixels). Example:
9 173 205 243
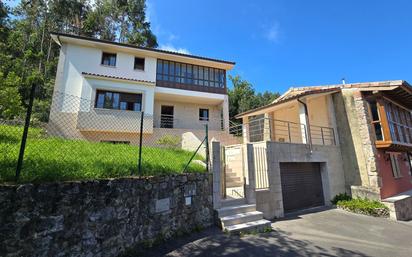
160 105 174 128
280 162 324 212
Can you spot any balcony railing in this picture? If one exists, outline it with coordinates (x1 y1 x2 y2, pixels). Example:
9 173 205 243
230 117 336 146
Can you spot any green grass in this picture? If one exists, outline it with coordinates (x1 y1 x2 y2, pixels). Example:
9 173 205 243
336 198 389 217
0 124 205 183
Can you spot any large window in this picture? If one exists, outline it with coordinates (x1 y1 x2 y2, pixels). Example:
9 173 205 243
385 101 412 144
95 90 142 111
156 59 225 88
369 100 383 141
101 52 117 67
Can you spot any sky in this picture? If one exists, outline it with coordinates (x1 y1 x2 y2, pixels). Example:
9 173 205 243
6 0 412 94
148 0 412 93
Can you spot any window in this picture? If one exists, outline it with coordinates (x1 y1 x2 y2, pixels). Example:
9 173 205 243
408 153 412 176
389 153 402 178
134 57 145 70
101 52 116 67
156 59 225 88
385 101 412 144
369 100 383 141
95 90 142 111
199 108 209 121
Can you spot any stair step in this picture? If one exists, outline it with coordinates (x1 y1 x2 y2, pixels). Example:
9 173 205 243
220 198 247 208
226 181 244 188
226 177 241 183
224 219 271 234
217 204 256 217
221 211 263 227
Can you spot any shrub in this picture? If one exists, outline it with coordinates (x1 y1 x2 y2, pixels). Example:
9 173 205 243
336 198 389 217
331 193 352 205
156 135 181 149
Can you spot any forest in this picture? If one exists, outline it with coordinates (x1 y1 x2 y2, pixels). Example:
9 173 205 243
0 0 278 122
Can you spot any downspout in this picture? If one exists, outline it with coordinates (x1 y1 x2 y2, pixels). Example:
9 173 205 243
297 98 313 153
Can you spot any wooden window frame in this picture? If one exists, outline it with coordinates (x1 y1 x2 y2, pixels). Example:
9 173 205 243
95 90 143 112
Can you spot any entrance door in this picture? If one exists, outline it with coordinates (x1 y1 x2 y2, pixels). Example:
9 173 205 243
280 162 324 212
160 105 174 128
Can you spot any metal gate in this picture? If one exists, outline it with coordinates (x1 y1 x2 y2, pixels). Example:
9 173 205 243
222 144 245 199
280 162 324 212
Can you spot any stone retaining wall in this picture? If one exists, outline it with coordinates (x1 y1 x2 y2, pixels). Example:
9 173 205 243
0 173 213 257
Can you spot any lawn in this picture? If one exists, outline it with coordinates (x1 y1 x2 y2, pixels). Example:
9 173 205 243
0 124 206 183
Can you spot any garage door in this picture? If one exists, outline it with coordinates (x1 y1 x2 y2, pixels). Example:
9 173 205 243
280 162 324 212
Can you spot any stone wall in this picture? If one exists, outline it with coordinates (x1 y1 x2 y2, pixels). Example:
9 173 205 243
382 190 412 221
0 173 213 257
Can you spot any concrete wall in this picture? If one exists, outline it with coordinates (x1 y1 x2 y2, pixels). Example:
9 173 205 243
0 174 213 257
256 142 346 219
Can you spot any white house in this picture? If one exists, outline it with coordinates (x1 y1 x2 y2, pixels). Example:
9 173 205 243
48 32 237 146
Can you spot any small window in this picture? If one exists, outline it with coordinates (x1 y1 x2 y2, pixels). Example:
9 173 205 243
389 153 402 179
199 108 209 121
369 101 383 141
101 52 116 67
95 90 142 112
134 57 145 70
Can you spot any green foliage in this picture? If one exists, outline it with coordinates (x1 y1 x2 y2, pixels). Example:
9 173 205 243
331 193 352 205
336 198 389 217
0 72 24 119
228 75 280 120
0 0 157 122
156 135 181 149
0 125 205 184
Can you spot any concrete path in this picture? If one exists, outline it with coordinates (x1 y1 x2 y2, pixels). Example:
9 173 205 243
128 207 412 257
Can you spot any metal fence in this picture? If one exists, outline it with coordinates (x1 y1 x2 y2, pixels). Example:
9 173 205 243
0 86 209 183
234 117 336 146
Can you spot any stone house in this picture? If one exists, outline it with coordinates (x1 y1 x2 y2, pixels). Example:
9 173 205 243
229 80 412 221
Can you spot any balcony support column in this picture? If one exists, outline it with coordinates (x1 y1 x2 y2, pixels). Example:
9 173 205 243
222 95 230 132
298 100 309 144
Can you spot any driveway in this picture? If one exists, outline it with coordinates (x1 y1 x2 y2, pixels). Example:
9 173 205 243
128 207 412 257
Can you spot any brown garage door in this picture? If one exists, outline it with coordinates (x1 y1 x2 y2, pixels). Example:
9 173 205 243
280 162 324 212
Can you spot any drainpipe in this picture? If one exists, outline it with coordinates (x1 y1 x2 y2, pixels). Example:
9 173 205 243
297 98 313 153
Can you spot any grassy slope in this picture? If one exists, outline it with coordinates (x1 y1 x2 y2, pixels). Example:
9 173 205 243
0 125 205 183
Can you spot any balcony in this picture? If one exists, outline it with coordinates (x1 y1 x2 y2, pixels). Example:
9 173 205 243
156 59 227 94
370 97 412 151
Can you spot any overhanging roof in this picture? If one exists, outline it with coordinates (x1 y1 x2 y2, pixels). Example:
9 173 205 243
235 80 412 119
50 32 235 70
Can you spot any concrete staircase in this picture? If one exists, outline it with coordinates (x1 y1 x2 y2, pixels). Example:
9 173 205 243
216 199 271 234
225 171 244 188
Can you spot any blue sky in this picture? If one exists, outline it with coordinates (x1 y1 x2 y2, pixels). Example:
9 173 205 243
6 0 412 93
149 0 412 93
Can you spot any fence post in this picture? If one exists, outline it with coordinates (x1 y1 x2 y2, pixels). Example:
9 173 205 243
15 83 36 181
136 111 144 176
205 124 209 173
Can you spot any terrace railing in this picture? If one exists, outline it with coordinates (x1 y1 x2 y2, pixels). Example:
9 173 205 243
230 117 336 146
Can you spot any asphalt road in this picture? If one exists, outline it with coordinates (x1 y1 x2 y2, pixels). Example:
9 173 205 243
128 207 412 257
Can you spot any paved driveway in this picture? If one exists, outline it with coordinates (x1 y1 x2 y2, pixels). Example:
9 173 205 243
129 207 412 257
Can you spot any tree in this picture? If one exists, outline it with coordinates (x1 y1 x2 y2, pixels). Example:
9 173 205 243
228 75 280 121
0 0 157 122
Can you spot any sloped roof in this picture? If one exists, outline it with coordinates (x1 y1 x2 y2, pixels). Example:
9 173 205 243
235 80 410 118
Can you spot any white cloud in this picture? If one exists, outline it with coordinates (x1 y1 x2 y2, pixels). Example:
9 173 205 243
159 44 191 54
264 23 280 42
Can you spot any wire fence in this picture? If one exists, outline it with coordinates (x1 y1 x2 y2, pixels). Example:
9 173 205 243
0 85 209 183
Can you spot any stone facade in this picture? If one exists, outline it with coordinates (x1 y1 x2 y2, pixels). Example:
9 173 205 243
0 173 213 257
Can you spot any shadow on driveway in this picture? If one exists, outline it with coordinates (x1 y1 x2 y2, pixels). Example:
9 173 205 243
123 208 411 257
